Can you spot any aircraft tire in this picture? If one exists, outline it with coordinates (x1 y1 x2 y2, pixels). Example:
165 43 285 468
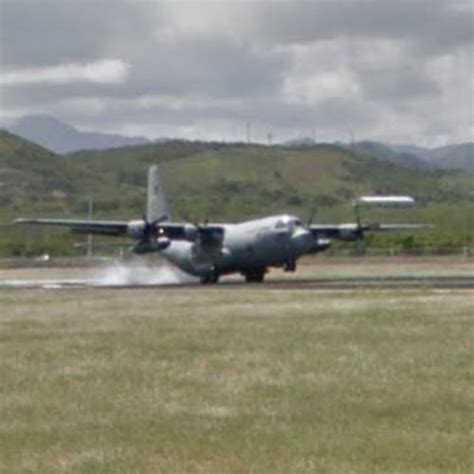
200 271 220 285
283 259 296 272
244 269 265 283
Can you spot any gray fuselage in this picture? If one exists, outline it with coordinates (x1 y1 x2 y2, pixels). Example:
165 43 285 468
161 214 319 277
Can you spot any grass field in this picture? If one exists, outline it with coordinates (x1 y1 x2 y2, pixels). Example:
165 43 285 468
0 284 473 473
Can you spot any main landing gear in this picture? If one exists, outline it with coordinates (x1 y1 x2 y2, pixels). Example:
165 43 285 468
200 269 220 285
283 259 296 272
200 268 267 284
244 268 266 283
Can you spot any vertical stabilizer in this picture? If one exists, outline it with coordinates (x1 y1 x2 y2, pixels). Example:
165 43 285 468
147 165 170 222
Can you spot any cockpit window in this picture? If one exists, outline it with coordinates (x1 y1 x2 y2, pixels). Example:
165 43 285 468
275 216 302 229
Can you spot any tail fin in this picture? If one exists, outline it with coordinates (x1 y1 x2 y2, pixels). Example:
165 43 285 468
147 165 170 222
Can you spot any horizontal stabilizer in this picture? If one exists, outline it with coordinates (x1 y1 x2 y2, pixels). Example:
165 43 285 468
355 195 415 208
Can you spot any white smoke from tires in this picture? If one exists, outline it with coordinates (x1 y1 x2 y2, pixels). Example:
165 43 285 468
93 260 195 286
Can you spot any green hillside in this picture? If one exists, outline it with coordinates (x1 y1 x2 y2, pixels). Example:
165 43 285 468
1 131 473 256
70 141 474 218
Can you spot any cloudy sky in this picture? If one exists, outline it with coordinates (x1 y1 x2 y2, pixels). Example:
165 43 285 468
1 0 473 145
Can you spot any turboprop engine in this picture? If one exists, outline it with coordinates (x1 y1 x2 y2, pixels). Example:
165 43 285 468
183 223 199 241
335 223 362 241
131 237 170 254
127 220 147 239
127 220 170 254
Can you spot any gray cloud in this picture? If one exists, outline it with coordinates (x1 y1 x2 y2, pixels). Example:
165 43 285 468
123 33 290 99
357 66 442 102
0 0 472 145
247 0 473 55
0 0 157 68
0 33 289 102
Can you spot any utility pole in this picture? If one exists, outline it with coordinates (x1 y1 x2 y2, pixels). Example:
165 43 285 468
267 132 272 146
350 129 355 149
87 198 93 259
246 121 251 144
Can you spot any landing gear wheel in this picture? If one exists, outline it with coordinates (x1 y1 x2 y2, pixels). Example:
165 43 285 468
200 270 220 285
244 269 266 283
283 259 296 272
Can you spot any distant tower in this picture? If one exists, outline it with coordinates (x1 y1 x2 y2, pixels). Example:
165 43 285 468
350 129 355 147
267 132 273 146
246 121 251 144
311 127 316 144
87 198 93 258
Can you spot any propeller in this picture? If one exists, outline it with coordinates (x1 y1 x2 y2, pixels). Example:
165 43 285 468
306 206 317 227
131 213 170 254
141 213 169 240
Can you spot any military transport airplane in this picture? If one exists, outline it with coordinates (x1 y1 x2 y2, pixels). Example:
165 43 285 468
15 166 427 284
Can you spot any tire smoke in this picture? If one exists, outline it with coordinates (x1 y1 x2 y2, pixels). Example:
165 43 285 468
93 260 195 286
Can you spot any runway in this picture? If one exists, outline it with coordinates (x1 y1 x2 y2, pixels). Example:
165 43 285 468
1 257 473 290
1 275 473 290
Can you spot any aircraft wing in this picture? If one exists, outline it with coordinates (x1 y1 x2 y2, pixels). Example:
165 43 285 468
15 218 226 244
310 223 432 241
14 218 130 236
310 223 359 239
365 223 432 231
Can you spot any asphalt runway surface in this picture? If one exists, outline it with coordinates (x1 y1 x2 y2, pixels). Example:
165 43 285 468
1 274 473 290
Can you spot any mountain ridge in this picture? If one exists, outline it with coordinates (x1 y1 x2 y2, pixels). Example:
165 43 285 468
8 115 150 154
6 115 473 171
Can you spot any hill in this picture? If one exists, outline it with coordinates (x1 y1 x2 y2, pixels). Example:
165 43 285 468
0 130 130 212
0 131 473 256
389 143 474 171
348 141 430 170
71 140 473 213
425 143 474 171
0 129 74 206
8 115 150 154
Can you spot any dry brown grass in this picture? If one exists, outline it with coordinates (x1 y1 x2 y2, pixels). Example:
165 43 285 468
0 285 472 473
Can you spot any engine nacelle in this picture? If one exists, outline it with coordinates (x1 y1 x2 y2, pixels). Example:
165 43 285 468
308 238 332 254
316 238 331 252
337 230 358 241
127 220 146 239
336 224 360 241
183 223 198 241
156 237 171 251
132 237 171 254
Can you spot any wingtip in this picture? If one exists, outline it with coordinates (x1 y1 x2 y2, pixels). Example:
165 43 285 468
13 218 33 225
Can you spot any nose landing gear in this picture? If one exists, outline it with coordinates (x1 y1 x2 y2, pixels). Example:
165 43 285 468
283 259 296 272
